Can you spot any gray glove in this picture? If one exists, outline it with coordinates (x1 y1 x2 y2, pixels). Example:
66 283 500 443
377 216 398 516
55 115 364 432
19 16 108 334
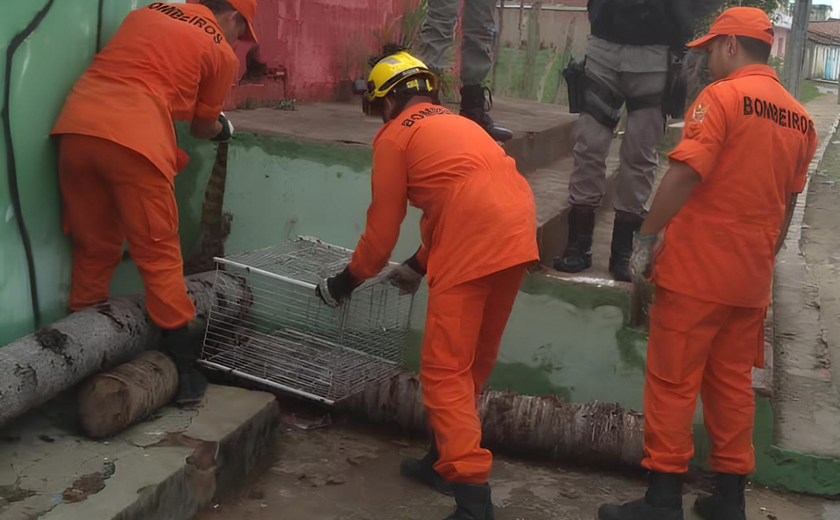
630 232 659 284
386 264 423 295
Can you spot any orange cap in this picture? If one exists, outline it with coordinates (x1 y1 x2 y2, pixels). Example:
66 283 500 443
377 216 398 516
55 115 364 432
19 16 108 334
688 7 774 49
227 0 258 44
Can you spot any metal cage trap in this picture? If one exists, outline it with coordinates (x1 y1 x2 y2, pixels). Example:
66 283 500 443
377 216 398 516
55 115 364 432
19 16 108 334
199 236 414 405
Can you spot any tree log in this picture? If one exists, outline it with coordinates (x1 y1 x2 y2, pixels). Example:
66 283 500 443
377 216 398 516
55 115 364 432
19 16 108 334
0 272 250 428
342 371 645 467
78 350 179 439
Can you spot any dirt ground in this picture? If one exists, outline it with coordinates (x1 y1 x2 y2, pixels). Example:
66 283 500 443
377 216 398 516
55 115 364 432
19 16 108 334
195 419 834 520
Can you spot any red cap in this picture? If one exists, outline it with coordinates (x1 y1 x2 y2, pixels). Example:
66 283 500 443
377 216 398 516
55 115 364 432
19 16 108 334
227 0 258 44
688 7 774 49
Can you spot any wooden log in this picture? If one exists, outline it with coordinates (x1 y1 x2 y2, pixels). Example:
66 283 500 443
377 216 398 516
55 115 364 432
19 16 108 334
342 371 645 467
0 272 251 428
78 351 179 439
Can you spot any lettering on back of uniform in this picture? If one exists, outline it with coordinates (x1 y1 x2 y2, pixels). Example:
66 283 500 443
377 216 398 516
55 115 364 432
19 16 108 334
148 2 224 44
743 97 813 135
401 107 451 128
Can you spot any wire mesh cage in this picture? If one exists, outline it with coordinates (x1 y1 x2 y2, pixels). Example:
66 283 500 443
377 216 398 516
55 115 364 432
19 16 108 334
199 236 414 404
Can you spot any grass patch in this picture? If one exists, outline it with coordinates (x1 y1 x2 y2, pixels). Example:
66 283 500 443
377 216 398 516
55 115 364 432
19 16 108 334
800 80 825 105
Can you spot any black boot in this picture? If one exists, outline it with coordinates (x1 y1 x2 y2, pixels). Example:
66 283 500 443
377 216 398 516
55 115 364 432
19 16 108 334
609 211 643 282
598 472 684 520
400 440 453 496
162 317 209 406
554 205 596 273
694 474 747 520
460 85 513 143
444 483 494 520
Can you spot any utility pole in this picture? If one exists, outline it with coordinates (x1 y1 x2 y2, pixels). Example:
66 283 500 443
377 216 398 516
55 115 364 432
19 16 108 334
784 0 812 100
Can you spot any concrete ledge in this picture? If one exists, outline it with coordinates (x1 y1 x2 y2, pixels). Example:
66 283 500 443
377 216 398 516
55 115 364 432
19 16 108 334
760 446 840 496
229 98 577 176
0 385 279 520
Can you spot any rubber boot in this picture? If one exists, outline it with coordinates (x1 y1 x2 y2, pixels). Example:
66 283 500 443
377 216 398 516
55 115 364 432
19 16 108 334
598 472 684 520
554 205 596 273
694 474 747 520
609 211 643 282
400 440 453 496
444 483 495 520
460 85 513 143
162 317 209 406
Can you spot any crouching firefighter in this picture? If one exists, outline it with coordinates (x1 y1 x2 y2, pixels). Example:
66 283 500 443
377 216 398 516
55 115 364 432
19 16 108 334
556 0 696 281
51 0 258 404
316 47 538 520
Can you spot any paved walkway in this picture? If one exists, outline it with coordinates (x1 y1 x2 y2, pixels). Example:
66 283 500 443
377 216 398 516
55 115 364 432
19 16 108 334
773 87 840 459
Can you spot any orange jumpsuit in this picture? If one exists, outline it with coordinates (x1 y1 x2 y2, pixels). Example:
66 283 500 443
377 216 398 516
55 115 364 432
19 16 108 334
645 65 818 475
51 3 239 329
348 102 539 483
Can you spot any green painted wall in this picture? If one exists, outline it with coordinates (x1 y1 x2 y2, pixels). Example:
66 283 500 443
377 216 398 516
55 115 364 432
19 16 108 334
0 0 179 346
177 133 646 410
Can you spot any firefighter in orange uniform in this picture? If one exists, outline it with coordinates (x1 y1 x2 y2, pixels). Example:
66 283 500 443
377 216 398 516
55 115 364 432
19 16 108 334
316 47 538 520
599 8 818 520
51 0 258 404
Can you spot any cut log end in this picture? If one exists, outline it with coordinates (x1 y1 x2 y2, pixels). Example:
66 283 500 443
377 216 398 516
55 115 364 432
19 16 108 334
78 350 178 439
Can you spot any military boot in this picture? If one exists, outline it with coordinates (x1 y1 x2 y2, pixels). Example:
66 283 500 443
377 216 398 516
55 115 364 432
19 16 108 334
694 473 747 520
460 85 513 143
444 483 495 520
609 211 643 282
400 438 453 496
554 205 596 273
162 317 209 406
598 472 684 520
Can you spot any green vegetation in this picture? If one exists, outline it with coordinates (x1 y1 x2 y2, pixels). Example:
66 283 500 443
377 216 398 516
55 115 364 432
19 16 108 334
800 80 825 105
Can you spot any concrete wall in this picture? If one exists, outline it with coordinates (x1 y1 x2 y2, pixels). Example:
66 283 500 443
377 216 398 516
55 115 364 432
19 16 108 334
210 0 424 103
175 132 646 410
493 6 588 105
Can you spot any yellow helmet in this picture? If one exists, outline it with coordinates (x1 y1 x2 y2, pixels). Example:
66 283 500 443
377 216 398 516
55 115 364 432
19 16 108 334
365 51 438 103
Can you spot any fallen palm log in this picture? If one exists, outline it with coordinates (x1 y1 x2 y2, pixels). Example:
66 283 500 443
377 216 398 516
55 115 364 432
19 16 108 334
342 371 645 467
0 272 250 429
78 350 179 439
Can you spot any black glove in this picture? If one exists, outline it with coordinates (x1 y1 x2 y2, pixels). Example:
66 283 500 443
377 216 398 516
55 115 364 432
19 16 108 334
404 253 426 276
211 113 234 142
315 267 358 308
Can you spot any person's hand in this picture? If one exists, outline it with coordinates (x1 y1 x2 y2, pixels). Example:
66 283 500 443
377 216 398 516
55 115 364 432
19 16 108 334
386 263 423 295
211 112 234 142
315 267 356 308
630 231 664 284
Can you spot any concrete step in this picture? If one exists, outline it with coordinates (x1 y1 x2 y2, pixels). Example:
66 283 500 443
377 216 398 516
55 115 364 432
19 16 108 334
0 385 279 520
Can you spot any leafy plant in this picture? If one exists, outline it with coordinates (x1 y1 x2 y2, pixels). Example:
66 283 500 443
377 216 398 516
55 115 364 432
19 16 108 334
373 0 428 50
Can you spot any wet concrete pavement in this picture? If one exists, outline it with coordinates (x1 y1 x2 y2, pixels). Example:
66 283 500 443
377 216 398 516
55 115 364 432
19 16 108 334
196 421 835 520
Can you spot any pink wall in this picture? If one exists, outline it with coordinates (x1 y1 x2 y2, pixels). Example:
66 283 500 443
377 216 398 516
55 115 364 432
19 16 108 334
249 0 407 100
772 26 789 57
191 0 416 104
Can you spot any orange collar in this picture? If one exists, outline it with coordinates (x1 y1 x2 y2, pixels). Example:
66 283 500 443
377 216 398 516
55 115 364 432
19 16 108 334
723 64 780 83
